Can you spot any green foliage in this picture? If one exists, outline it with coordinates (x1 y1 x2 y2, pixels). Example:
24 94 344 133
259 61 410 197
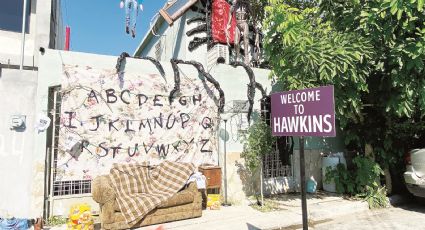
319 0 425 163
361 186 389 209
263 0 425 167
263 1 374 131
249 0 270 25
45 216 67 226
325 163 355 194
325 156 388 208
242 120 276 171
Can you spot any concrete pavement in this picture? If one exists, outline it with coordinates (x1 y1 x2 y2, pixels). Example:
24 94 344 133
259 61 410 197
45 192 371 230
313 200 425 230
138 193 369 230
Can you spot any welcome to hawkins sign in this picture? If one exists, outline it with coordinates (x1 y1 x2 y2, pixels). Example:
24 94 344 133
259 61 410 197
271 85 336 137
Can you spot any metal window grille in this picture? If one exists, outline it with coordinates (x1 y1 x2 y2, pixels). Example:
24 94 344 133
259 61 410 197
53 180 92 196
263 150 292 178
49 86 91 197
260 96 291 179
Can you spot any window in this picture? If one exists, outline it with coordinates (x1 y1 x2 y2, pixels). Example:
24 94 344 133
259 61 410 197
0 0 31 33
159 0 198 25
155 41 162 60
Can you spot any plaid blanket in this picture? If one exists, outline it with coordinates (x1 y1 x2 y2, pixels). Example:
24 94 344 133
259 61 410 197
109 161 195 225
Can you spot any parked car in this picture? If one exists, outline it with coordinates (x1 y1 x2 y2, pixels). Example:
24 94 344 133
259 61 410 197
404 148 425 198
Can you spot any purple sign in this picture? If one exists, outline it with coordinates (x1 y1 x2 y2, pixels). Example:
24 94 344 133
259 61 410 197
271 85 336 137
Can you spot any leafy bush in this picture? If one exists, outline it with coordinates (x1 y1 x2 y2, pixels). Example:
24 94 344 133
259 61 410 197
325 156 388 208
241 120 276 206
241 120 276 172
263 0 425 176
45 216 67 226
325 163 354 194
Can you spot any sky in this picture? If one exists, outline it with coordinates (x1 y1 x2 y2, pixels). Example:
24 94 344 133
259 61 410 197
62 0 166 56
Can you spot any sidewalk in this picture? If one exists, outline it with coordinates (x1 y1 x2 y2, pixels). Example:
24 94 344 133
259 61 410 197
46 192 369 230
138 192 369 230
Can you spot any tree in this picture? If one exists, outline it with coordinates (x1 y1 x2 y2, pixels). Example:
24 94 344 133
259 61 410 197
318 0 425 166
262 0 425 170
242 120 276 206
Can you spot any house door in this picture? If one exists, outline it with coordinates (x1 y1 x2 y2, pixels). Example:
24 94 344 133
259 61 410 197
44 86 97 219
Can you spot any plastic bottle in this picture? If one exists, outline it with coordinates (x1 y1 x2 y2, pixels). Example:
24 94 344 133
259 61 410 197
307 176 317 193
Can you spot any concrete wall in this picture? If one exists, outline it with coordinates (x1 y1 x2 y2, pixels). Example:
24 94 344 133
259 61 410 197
209 65 272 204
29 50 272 216
0 48 345 218
291 133 346 192
0 69 38 218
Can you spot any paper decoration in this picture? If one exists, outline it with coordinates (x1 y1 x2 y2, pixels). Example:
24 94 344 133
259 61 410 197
58 65 219 180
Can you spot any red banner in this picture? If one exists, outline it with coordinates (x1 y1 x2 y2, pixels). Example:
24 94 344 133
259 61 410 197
211 0 236 45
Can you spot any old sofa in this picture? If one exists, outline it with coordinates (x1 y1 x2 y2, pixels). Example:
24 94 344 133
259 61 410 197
91 175 202 230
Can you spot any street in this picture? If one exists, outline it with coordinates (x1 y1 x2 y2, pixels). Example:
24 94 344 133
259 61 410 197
313 198 425 230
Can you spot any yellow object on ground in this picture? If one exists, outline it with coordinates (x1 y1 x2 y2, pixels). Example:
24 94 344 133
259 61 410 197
67 203 94 230
207 194 221 210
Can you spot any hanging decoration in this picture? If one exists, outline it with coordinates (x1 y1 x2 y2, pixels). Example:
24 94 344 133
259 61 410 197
179 0 265 67
211 0 236 45
120 0 144 38
187 0 211 51
227 0 250 65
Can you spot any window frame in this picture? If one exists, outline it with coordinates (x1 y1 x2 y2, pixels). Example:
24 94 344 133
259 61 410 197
159 0 198 25
0 0 31 33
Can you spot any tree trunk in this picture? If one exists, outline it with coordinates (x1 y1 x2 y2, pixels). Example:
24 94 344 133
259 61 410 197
260 160 264 206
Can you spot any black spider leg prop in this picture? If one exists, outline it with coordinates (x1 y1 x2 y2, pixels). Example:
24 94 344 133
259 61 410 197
173 59 225 113
189 37 208 51
231 61 258 123
187 0 211 51
255 82 267 99
115 52 130 73
200 0 207 8
186 24 207 36
256 81 269 124
187 16 206 24
190 5 207 14
169 59 181 104
206 0 213 50
135 56 166 80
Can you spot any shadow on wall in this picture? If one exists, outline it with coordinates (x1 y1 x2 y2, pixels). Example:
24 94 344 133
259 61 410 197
235 161 260 197
262 176 295 195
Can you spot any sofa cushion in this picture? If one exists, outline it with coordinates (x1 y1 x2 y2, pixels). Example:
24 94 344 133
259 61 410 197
157 188 194 208
112 183 196 211
111 200 201 225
